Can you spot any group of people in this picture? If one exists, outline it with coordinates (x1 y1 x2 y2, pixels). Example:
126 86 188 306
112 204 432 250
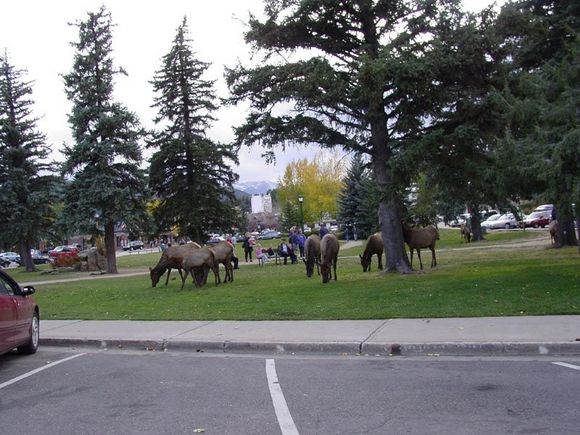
239 227 309 265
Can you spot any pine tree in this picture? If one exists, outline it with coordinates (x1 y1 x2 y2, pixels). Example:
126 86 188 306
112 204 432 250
279 200 299 233
495 0 579 246
0 52 57 271
356 170 381 240
337 154 379 239
148 17 239 243
226 0 485 273
62 6 148 273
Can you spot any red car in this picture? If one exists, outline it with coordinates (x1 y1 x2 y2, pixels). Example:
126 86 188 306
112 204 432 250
521 211 551 228
48 245 79 259
0 269 39 355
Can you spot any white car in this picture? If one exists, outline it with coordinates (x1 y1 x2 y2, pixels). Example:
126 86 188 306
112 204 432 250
480 214 501 229
486 213 519 229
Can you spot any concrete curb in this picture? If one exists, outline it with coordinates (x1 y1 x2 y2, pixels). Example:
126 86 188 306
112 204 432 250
362 341 580 356
40 337 580 356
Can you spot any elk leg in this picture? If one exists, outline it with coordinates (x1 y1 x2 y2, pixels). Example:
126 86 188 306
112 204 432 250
165 268 172 286
180 269 189 290
431 246 437 267
378 253 383 270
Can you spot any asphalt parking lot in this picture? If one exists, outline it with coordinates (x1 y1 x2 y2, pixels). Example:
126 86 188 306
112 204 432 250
1 348 579 435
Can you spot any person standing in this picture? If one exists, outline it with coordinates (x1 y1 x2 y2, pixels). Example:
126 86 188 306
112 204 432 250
296 229 306 258
319 223 329 238
243 234 255 262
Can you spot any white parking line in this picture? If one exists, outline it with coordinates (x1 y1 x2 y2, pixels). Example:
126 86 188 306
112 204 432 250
266 359 300 435
0 353 86 390
552 362 580 371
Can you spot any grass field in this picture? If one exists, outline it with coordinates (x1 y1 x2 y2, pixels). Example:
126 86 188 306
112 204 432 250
11 228 577 321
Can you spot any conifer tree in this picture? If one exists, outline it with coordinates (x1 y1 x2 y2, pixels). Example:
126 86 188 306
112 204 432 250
62 6 148 273
227 0 480 273
337 155 380 239
148 18 239 243
0 53 57 271
496 0 579 246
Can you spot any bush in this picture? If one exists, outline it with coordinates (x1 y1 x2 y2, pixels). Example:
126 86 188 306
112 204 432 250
53 255 80 268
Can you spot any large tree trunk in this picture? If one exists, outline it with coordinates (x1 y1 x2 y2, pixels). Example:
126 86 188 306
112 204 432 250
104 220 118 274
19 240 36 272
372 140 412 274
554 204 578 248
379 201 412 273
469 205 484 241
555 217 578 248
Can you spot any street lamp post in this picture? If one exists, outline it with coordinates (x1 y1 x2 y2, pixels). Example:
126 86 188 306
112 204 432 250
298 195 304 233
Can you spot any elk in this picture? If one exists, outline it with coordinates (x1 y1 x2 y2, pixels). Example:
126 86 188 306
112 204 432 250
320 233 339 283
180 247 219 289
302 234 321 278
208 241 235 283
401 224 439 270
359 232 383 272
549 220 559 245
149 243 201 287
460 223 471 243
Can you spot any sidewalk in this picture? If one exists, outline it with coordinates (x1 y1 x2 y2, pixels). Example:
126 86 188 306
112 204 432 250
40 315 580 357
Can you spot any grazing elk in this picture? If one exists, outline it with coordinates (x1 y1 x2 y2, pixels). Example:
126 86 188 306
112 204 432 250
320 233 340 283
180 247 219 289
401 224 439 270
208 241 235 283
359 232 383 272
302 234 321 278
149 243 201 287
549 220 559 245
460 223 471 243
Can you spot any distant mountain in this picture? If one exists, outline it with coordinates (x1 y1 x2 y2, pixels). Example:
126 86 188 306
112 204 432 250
235 180 278 195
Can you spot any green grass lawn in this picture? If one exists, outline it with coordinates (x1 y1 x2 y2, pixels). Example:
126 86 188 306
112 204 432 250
25 236 578 320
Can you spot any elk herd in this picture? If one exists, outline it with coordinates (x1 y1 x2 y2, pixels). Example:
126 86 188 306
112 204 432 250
148 223 440 289
149 241 234 290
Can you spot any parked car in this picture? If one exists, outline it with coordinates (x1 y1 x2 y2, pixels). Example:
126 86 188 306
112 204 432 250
123 240 145 251
0 257 10 268
480 214 501 229
258 230 281 240
534 204 554 213
207 234 225 244
0 252 21 265
521 211 551 228
449 214 469 228
48 245 79 259
0 269 39 355
31 249 51 264
486 213 519 229
480 210 500 220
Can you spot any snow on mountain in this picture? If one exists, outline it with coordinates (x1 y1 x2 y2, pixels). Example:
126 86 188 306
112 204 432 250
235 180 278 195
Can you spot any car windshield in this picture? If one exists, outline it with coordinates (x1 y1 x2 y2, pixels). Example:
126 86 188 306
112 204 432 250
486 215 500 221
528 212 543 218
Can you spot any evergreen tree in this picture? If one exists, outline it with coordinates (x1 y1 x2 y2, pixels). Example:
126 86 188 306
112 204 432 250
0 53 57 271
227 0 483 273
62 6 149 273
279 200 299 233
355 167 381 239
149 18 239 243
496 0 579 246
337 154 379 239
337 155 365 228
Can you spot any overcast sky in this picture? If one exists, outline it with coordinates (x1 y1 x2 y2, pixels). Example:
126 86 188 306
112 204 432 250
1 0 502 183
